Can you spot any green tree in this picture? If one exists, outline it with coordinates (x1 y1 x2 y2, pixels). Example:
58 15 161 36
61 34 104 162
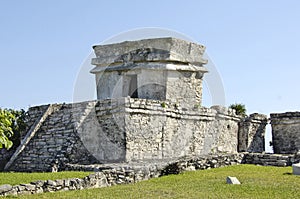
229 103 247 116
0 108 26 149
0 109 15 149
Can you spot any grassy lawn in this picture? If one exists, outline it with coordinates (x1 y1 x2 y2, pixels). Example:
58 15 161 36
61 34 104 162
0 171 92 186
2 164 299 199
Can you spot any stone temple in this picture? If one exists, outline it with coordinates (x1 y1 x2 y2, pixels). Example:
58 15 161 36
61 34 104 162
90 37 208 107
1 38 268 172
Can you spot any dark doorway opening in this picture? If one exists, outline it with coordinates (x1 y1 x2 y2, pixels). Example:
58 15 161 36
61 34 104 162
128 75 138 98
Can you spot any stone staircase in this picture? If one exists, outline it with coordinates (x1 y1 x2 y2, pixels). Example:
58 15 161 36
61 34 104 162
4 104 59 171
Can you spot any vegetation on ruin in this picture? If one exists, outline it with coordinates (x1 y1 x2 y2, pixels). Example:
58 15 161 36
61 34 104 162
0 108 26 149
229 103 247 116
0 171 92 186
6 164 300 199
160 102 166 108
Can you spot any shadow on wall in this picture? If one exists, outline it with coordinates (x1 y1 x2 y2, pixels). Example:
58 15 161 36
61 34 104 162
238 114 268 153
247 122 267 153
75 100 127 163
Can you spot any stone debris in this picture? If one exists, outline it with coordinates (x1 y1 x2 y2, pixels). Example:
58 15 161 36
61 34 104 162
292 163 300 175
226 176 241 184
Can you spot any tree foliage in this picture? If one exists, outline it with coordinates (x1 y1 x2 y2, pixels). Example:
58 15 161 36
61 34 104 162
229 103 247 116
0 108 26 150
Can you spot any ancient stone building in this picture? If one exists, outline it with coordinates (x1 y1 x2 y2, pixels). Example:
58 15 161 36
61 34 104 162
1 38 267 172
90 38 208 108
271 112 300 154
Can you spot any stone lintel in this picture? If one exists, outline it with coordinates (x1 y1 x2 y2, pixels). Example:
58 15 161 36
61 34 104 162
91 37 207 71
244 113 268 123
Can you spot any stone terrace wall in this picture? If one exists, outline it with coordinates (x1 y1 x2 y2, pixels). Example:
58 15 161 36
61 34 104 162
271 112 300 154
242 153 300 166
3 98 267 171
96 98 246 162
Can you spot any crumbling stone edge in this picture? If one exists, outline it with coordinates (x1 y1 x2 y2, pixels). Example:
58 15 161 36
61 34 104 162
1 153 300 196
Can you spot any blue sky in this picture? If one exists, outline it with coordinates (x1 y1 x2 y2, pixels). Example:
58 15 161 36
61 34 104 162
1 0 300 117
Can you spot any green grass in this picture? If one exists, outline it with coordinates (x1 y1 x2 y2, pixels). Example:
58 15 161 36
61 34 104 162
0 171 92 186
3 165 300 199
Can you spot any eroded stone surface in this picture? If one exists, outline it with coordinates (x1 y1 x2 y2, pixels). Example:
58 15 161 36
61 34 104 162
271 112 300 154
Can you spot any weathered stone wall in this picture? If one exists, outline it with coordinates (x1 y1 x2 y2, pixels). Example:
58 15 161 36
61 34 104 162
107 98 244 161
94 99 127 162
3 98 267 171
271 112 300 154
166 70 203 109
137 68 167 100
20 105 50 139
238 113 268 152
0 172 108 196
0 149 14 170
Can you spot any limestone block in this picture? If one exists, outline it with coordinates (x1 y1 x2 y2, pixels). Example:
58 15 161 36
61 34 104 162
292 163 300 175
0 184 12 194
226 176 241 184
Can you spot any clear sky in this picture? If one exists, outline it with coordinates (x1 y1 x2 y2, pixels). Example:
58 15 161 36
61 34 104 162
1 0 300 114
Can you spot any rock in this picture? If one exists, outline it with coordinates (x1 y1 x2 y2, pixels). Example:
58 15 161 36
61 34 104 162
46 180 57 186
5 186 18 196
226 176 241 184
24 183 36 191
55 179 64 186
0 184 12 194
31 180 45 187
292 163 300 175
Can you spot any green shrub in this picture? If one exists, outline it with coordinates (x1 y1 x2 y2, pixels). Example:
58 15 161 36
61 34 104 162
229 103 247 116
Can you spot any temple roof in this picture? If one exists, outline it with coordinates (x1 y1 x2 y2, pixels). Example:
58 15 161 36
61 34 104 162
91 37 207 73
